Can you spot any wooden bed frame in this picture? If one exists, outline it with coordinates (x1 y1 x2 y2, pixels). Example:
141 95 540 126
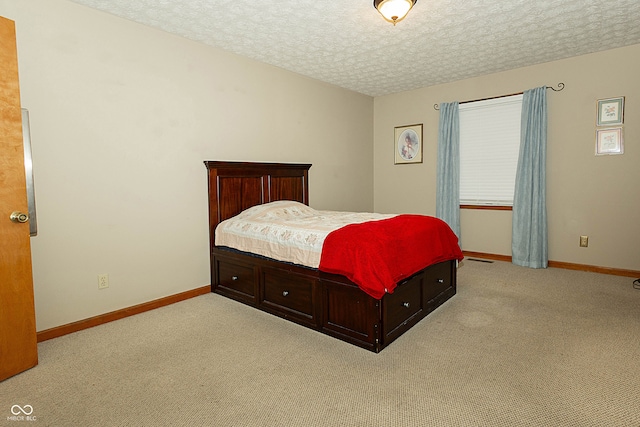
205 161 457 352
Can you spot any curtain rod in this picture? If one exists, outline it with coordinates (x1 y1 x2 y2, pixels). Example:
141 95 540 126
433 82 565 110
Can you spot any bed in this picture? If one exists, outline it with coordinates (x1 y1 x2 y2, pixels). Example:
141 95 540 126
205 161 462 352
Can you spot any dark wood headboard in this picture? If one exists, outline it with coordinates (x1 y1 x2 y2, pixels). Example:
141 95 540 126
204 161 312 247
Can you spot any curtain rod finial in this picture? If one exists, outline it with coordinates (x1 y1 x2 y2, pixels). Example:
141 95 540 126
548 82 565 92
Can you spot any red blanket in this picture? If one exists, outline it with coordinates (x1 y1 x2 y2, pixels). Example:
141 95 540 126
318 215 463 299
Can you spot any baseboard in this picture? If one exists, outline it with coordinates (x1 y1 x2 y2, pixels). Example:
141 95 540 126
463 251 512 263
36 285 212 343
462 251 640 278
546 261 640 278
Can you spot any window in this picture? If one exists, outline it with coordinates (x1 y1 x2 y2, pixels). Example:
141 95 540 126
459 94 522 207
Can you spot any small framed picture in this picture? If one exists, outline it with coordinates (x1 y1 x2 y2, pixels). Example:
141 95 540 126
596 127 624 155
596 97 624 126
394 124 423 164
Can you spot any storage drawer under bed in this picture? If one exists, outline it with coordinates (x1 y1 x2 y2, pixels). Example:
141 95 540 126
260 267 318 327
213 257 257 305
424 260 455 303
383 273 424 341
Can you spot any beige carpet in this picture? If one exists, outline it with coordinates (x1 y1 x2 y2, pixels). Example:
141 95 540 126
2 260 639 426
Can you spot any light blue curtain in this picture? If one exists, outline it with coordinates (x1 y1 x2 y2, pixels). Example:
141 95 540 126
512 86 548 268
436 102 461 240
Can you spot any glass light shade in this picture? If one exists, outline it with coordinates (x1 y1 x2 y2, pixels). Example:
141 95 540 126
375 0 415 25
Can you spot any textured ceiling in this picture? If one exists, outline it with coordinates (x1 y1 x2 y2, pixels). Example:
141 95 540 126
68 0 640 97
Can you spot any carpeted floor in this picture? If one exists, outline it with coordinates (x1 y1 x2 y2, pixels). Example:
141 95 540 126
2 260 639 426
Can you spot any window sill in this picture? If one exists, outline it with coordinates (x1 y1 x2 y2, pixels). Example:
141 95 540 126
460 205 512 211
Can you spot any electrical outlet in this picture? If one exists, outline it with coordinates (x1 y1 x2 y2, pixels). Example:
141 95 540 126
98 273 109 289
579 235 588 247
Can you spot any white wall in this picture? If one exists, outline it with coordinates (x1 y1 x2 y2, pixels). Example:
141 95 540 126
0 0 374 331
374 44 640 272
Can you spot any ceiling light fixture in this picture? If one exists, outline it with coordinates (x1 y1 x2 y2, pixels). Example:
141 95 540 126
373 0 417 26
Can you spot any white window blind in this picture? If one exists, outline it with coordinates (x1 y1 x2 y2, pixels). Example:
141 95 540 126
459 94 523 206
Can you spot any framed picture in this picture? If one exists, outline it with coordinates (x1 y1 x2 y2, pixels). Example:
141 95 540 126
596 97 624 126
394 124 423 164
596 127 624 155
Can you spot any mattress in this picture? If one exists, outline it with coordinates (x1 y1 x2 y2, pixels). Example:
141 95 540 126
214 200 396 268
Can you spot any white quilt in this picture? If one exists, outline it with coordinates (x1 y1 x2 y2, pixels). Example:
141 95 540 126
215 200 396 268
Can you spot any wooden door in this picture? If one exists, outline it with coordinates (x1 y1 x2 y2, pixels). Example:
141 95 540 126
0 15 38 381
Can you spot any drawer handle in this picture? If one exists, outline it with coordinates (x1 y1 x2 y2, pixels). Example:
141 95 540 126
282 291 289 297
231 276 239 281
437 278 444 284
403 302 410 308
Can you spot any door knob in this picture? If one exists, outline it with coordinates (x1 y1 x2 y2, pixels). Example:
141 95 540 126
10 211 29 223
